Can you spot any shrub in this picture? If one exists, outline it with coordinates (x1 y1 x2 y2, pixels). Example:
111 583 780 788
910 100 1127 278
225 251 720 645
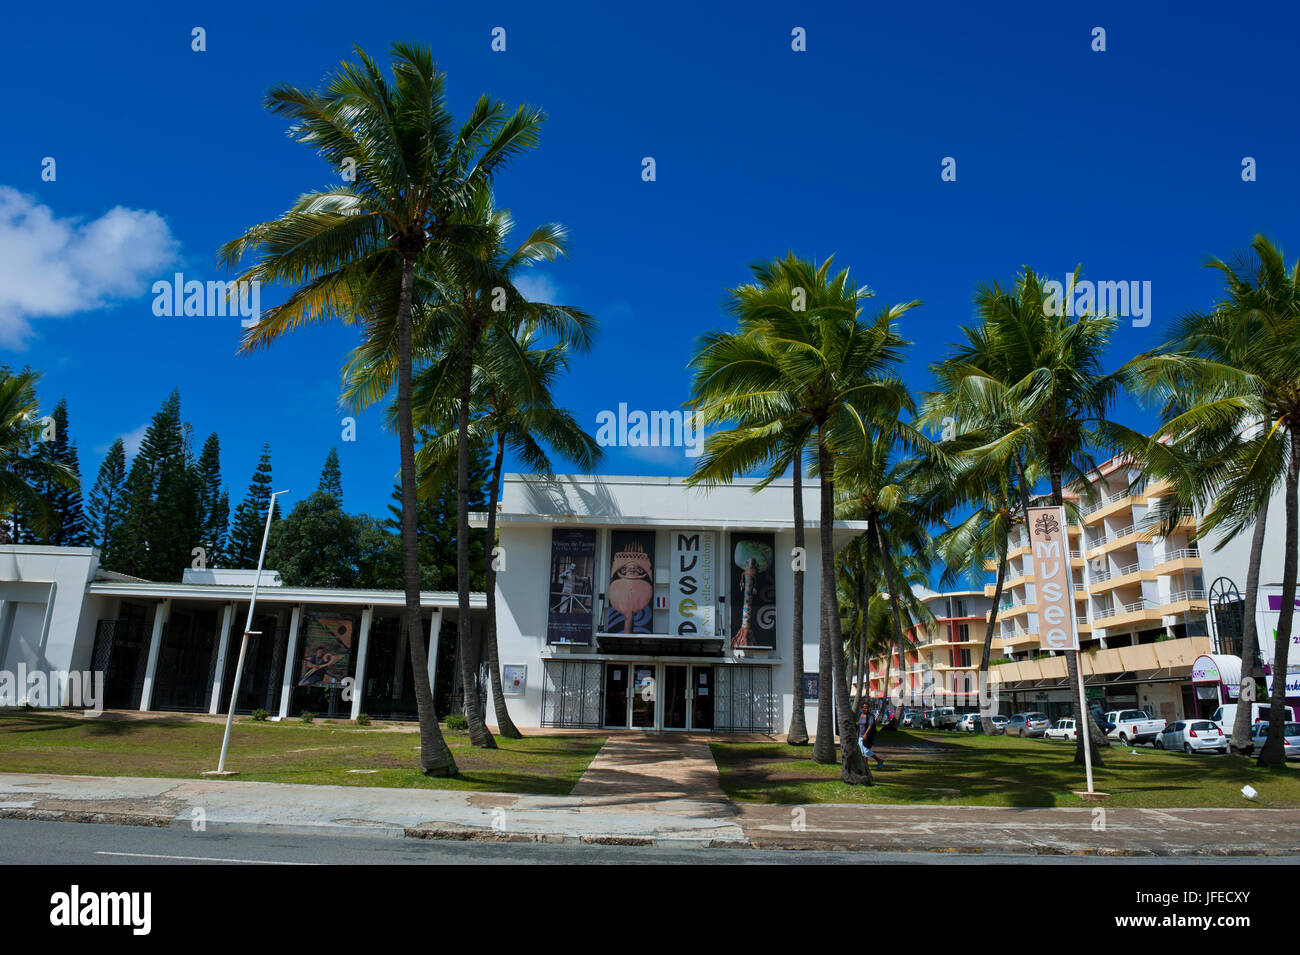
250 708 269 722
445 712 468 731
300 712 315 724
355 713 371 727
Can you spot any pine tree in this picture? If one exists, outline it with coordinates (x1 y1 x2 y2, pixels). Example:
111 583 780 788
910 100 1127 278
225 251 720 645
108 391 201 580
227 444 277 567
317 447 343 502
33 398 88 546
87 438 127 552
195 433 228 567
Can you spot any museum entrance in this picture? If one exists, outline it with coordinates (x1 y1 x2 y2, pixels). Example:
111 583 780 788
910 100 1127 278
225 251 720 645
603 662 714 731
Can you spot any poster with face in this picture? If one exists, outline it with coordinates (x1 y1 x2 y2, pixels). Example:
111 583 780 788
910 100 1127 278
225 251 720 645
546 529 597 645
602 530 656 634
298 615 353 687
729 533 776 649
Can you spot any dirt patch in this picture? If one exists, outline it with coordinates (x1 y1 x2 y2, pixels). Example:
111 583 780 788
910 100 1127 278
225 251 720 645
467 794 520 809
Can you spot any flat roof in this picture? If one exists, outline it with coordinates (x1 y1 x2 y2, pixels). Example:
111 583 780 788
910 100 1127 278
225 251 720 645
87 580 486 610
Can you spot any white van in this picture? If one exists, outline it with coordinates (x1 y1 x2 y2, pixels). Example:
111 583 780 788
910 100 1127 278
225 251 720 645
1212 703 1296 733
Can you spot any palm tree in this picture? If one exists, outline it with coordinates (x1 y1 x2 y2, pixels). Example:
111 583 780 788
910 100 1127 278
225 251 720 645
690 252 921 784
1120 236 1300 767
218 43 544 775
926 267 1120 765
399 318 600 739
0 368 78 542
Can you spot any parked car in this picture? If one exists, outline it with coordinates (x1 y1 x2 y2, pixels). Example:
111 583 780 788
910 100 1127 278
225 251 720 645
1105 709 1167 746
901 711 916 727
957 713 981 732
1156 720 1226 754
989 714 1009 734
1045 718 1077 741
1245 722 1300 759
1005 712 1051 737
1212 703 1297 734
931 707 960 730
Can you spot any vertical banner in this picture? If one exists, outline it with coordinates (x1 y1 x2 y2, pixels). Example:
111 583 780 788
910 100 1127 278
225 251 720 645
669 531 716 637
729 532 776 649
298 615 353 686
546 529 597 645
1029 506 1080 651
603 531 656 634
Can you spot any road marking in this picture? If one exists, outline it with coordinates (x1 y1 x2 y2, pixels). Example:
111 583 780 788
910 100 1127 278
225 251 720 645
94 851 317 865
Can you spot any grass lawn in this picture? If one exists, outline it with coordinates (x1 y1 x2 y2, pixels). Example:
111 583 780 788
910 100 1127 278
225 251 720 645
0 713 604 795
711 728 1300 808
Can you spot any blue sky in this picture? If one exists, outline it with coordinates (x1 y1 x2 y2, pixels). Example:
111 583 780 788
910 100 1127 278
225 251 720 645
2 0 1298 530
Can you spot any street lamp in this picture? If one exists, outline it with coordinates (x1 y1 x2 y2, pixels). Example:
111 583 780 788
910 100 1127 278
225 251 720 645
206 488 289 776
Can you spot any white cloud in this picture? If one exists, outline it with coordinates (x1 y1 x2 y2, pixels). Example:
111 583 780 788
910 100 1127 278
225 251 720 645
512 272 560 304
0 187 179 347
98 422 149 460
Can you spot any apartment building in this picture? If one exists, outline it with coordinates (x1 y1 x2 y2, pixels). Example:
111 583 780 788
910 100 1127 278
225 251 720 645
867 587 993 708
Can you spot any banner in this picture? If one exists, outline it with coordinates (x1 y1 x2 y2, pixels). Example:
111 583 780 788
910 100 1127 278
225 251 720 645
729 532 776 649
669 531 716 637
298 615 353 687
1028 506 1079 651
602 530 656 634
546 529 597 645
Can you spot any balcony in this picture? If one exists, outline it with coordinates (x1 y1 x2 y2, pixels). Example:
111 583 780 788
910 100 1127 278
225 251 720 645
990 635 1212 684
1154 547 1202 573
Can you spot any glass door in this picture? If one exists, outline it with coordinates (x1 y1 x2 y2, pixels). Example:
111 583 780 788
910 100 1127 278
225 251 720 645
692 666 713 730
604 664 628 727
664 665 688 729
631 664 656 728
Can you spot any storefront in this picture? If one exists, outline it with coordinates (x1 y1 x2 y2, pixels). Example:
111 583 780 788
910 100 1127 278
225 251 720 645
1191 653 1242 719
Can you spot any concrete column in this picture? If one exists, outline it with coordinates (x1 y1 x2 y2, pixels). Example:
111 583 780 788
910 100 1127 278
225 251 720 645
427 609 442 690
350 606 373 720
277 604 303 720
208 603 236 714
138 599 171 711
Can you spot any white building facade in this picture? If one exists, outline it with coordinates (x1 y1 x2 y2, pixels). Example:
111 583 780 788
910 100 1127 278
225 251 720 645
478 474 866 733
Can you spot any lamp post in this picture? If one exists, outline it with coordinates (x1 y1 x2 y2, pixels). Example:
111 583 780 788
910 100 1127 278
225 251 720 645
207 489 289 776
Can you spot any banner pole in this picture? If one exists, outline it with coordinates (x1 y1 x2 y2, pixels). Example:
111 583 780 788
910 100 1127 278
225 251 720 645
1076 648 1094 793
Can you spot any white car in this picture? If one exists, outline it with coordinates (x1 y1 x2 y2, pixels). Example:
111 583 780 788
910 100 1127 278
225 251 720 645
1246 722 1300 759
1156 719 1226 754
1045 718 1077 741
957 713 979 732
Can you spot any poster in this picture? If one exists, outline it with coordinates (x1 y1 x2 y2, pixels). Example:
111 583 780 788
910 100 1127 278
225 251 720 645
502 665 526 697
546 529 597 645
298 615 353 687
803 672 820 701
729 532 776 648
602 530 656 634
669 531 716 637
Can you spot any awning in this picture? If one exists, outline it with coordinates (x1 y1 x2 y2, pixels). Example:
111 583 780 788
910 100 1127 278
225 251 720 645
1192 654 1241 686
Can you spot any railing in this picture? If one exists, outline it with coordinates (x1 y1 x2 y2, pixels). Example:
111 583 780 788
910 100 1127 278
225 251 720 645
1115 561 1142 577
1088 534 1108 550
1157 547 1200 563
1121 597 1158 613
1091 567 1112 583
1082 493 1119 516
1077 615 1090 626
1167 589 1207 604
1093 606 1118 620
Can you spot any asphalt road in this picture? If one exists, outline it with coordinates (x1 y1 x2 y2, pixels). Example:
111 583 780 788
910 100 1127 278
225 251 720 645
0 819 1291 865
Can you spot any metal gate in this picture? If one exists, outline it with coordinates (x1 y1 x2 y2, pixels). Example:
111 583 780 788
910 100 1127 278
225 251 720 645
714 664 777 733
540 660 603 728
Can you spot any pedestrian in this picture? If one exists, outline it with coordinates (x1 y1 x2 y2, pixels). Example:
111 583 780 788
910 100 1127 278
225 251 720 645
858 700 885 770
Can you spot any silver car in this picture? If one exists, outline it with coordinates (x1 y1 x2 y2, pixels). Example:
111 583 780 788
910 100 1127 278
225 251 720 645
1247 722 1300 759
1005 712 1051 738
1156 719 1226 754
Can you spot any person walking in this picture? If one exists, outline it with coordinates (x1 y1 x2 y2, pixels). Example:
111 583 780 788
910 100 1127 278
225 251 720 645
858 701 885 770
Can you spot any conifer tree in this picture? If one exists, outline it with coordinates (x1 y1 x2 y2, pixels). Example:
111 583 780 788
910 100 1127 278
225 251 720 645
195 433 229 567
317 447 343 502
227 444 277 567
33 398 88 546
86 438 127 553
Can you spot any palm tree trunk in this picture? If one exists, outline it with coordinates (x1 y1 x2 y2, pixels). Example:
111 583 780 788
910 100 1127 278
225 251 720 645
819 439 870 784
852 549 869 712
1049 465 1103 766
978 545 1009 734
396 254 455 776
1259 427 1299 767
1231 501 1268 753
875 520 908 728
787 457 809 745
813 590 836 763
483 431 521 739
456 318 495 749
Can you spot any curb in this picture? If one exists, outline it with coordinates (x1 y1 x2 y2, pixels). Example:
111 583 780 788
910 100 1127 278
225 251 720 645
0 807 172 828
